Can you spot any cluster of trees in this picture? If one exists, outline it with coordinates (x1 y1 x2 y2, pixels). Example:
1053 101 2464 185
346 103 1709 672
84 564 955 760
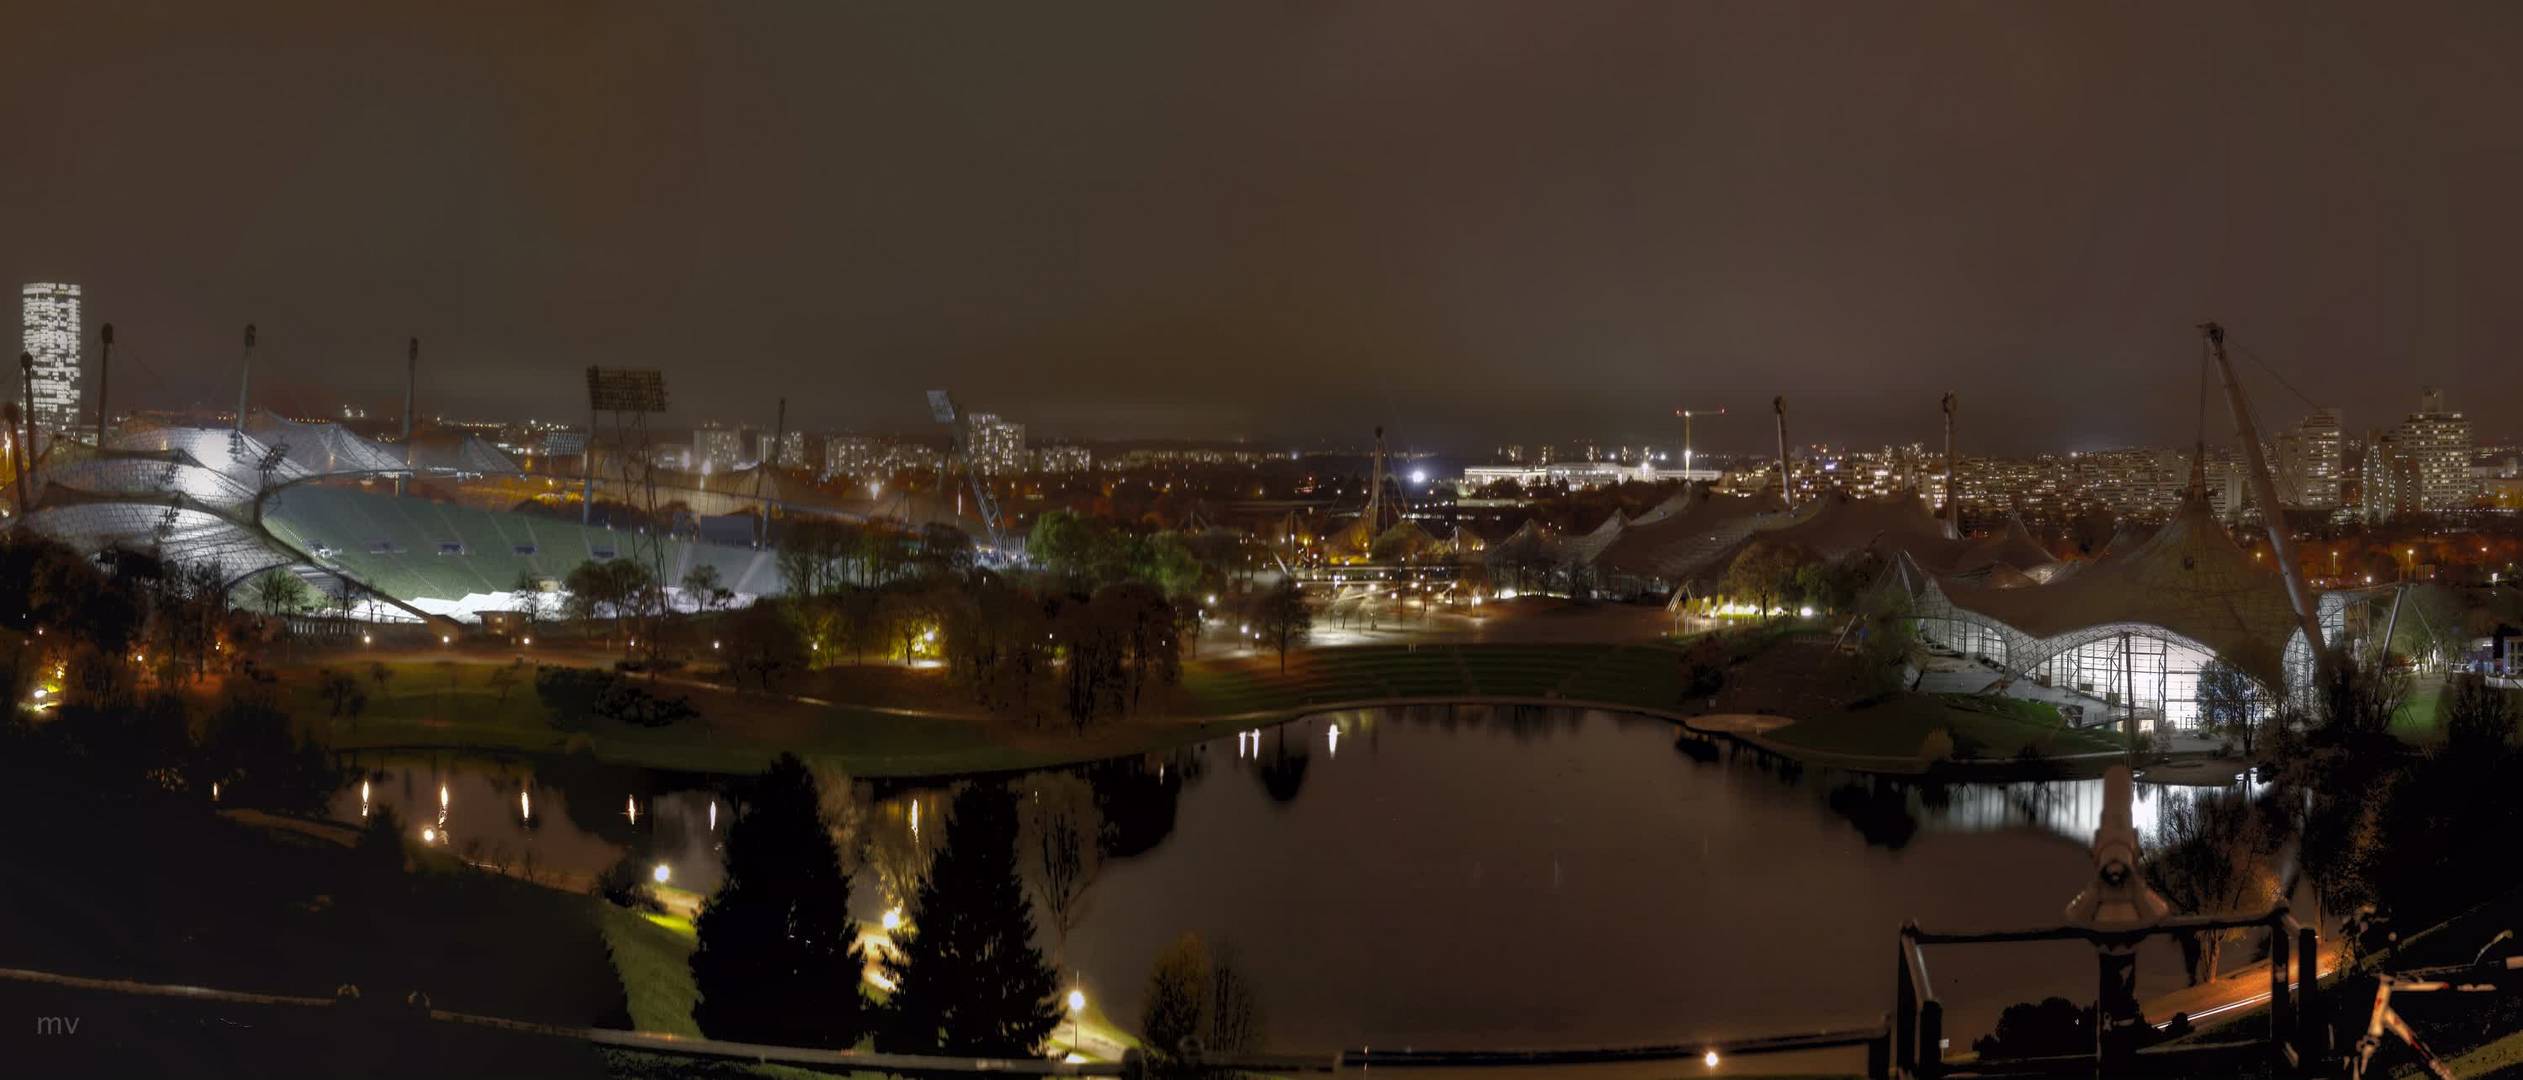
1139 933 1265 1074
1716 541 1879 617
711 510 1313 726
0 534 288 699
2143 656 2522 981
690 755 1064 1057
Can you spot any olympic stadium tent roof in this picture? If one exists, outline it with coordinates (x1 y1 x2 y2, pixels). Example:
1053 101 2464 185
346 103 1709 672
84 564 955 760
1628 487 1699 527
2099 520 2159 560
1594 489 1782 584
27 452 262 511
1484 519 1555 567
244 412 408 475
408 430 524 475
108 426 311 492
1919 491 2303 690
19 502 293 584
1562 511 1628 567
1764 491 1952 561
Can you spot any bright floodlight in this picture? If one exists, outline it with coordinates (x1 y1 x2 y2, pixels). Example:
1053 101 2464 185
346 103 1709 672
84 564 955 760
652 863 671 884
1704 1049 1720 1068
1067 988 1086 1014
882 907 904 932
1408 468 1428 485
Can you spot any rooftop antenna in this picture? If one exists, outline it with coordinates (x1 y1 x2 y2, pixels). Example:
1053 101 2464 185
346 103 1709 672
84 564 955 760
95 323 113 448
235 323 256 433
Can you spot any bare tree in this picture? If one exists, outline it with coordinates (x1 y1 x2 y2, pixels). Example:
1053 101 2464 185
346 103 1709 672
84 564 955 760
1021 774 1102 964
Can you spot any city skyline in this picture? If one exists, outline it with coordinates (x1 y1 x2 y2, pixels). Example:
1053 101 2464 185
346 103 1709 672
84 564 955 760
6 3 2522 452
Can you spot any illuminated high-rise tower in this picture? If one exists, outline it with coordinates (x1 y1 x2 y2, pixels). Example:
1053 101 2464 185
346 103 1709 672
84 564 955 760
20 283 82 435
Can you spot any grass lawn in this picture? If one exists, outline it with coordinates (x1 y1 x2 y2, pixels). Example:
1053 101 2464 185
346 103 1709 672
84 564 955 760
1766 692 2122 761
2389 677 2445 745
277 637 1753 779
599 903 701 1037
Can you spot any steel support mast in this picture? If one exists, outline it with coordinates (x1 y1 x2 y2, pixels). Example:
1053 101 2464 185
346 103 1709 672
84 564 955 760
2201 322 2329 672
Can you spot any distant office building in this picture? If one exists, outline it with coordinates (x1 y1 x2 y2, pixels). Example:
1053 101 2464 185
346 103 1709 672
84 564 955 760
1035 443 1092 474
824 435 882 476
2275 407 2344 509
966 412 1025 475
822 434 941 478
540 430 589 458
753 429 810 469
2364 389 2473 520
20 283 81 435
694 425 746 473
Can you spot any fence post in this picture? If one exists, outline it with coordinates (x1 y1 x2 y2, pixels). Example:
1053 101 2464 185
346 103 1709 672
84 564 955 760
1917 999 1943 1080
2298 924 2324 1066
1868 1014 1891 1080
1894 942 1916 1071
2268 920 2292 1070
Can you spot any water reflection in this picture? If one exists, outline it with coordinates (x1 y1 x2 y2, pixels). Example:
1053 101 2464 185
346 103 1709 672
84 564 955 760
333 707 2263 1060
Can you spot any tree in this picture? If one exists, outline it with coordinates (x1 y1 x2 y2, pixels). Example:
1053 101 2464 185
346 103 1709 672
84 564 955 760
2442 671 2516 753
689 754 869 1047
249 569 315 617
679 563 728 615
563 557 658 650
1140 933 1210 1064
508 570 548 629
2144 790 2282 985
1020 774 1101 964
1720 540 1807 617
2317 654 2409 741
725 600 810 691
1248 580 1312 675
198 690 341 814
2195 661 2261 756
878 782 1061 1058
318 668 367 718
485 661 520 703
1137 932 1265 1073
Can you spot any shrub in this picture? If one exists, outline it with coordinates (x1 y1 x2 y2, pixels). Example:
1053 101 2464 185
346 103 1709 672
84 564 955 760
595 850 663 913
1917 728 1956 764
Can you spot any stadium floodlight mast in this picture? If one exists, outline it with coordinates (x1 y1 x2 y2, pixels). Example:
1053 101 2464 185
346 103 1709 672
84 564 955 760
582 367 668 526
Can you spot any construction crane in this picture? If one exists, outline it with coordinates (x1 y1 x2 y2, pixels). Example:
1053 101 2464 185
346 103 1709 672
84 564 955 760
925 390 1010 561
1673 406 1728 478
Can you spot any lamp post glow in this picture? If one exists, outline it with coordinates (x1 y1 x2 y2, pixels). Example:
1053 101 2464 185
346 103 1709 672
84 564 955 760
652 863 671 885
1066 986 1087 1059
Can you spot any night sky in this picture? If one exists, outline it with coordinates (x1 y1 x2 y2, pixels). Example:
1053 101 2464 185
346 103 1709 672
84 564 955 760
5 2 2520 454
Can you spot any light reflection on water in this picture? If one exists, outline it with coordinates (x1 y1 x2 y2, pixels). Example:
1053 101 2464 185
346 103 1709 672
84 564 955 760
330 706 2256 1066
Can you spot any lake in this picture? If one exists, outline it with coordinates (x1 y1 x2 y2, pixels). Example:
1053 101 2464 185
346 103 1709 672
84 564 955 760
334 705 2251 1072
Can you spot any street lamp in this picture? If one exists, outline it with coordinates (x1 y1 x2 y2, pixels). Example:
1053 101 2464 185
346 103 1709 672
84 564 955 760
652 863 671 885
1067 986 1087 1059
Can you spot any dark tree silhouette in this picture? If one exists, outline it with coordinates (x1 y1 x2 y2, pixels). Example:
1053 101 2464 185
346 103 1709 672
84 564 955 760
689 753 869 1047
1249 579 1311 674
879 782 1061 1058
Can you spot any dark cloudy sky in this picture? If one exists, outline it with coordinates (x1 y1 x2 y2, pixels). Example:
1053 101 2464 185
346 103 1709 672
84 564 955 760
5 1 2519 454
